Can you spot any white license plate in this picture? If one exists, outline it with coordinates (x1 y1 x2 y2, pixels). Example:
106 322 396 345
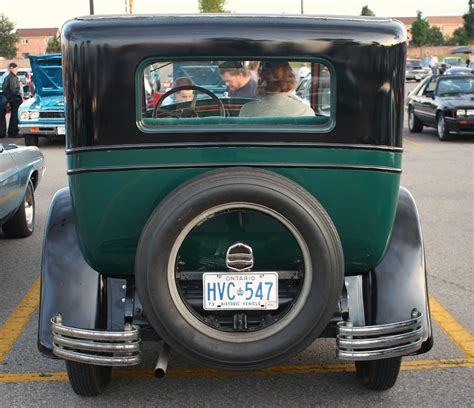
57 126 65 135
203 272 278 310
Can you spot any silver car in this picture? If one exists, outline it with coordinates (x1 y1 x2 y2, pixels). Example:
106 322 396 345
0 143 45 238
406 59 431 82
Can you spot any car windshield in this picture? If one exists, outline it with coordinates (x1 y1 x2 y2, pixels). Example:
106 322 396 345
437 77 474 96
407 61 423 68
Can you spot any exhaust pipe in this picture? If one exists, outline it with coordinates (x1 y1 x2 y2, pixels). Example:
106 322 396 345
154 343 171 378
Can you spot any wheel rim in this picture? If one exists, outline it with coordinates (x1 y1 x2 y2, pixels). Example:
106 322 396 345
437 115 445 138
166 202 312 342
24 185 34 230
408 109 414 130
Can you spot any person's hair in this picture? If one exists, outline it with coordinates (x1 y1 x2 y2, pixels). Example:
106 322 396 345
174 77 193 87
248 61 259 71
257 61 296 96
219 67 249 77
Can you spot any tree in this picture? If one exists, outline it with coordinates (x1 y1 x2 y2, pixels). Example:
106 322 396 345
46 34 61 53
0 14 18 59
450 27 468 45
198 0 227 13
462 10 474 42
428 26 444 46
360 6 375 16
410 11 430 47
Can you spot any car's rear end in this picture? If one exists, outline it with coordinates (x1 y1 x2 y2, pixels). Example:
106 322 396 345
38 15 432 396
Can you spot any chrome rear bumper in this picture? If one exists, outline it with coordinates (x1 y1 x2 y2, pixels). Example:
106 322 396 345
51 315 141 366
336 311 423 360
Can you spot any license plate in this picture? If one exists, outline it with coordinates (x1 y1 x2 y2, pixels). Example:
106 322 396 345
57 126 65 135
203 272 278 310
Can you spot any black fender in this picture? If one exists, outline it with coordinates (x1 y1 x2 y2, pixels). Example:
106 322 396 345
369 186 433 353
38 188 129 357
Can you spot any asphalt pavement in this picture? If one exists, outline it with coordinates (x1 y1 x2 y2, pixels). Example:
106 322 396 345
0 81 473 406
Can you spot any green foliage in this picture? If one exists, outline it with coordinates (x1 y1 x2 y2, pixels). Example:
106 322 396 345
410 11 430 47
46 35 61 53
360 5 375 16
450 27 469 45
0 14 18 59
198 0 227 13
463 10 474 39
428 26 444 46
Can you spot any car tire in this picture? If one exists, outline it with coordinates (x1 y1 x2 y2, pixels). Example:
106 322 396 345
65 360 112 397
135 168 344 370
354 357 402 391
24 135 39 147
2 180 35 238
437 112 452 141
408 107 423 133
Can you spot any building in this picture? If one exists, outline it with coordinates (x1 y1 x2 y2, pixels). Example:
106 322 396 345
15 28 59 59
396 16 463 41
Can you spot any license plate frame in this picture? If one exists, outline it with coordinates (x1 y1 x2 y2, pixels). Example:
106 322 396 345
202 272 278 310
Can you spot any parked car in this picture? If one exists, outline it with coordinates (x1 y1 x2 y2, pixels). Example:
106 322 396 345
444 66 474 76
294 70 331 116
407 74 474 140
0 142 44 238
39 15 433 397
405 59 431 81
18 54 64 146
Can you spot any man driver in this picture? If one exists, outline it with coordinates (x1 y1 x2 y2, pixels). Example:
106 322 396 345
219 61 257 98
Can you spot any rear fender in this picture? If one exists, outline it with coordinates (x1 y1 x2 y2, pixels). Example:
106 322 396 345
38 188 129 357
370 186 433 353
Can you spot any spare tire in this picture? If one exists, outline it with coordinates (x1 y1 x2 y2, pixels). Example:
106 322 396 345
135 168 344 370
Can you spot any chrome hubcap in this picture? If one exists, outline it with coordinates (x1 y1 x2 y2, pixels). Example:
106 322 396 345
24 186 34 229
409 110 414 129
438 116 445 138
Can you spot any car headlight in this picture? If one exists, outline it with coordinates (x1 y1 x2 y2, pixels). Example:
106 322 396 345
456 109 466 117
20 111 30 120
29 111 40 120
466 109 474 116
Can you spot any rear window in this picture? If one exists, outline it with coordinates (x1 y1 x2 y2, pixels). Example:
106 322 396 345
138 59 334 132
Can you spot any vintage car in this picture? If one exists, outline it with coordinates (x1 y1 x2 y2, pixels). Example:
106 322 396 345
407 74 474 140
405 59 431 82
0 142 44 238
18 54 65 146
38 15 433 397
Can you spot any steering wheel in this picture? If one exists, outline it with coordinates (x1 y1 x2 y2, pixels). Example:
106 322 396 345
153 85 226 118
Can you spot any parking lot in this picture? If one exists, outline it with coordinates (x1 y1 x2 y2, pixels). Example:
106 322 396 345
0 82 473 406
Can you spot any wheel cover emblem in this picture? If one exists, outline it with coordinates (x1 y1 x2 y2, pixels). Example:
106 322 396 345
226 242 254 272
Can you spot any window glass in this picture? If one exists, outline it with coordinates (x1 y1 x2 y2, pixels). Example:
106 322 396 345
437 77 474 96
139 60 333 129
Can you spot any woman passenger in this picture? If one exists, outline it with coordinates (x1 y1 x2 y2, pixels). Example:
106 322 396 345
239 62 315 117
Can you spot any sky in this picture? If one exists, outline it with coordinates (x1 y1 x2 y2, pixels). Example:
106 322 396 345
1 0 470 29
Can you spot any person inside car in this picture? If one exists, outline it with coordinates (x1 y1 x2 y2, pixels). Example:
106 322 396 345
174 77 194 103
219 61 257 98
239 61 315 117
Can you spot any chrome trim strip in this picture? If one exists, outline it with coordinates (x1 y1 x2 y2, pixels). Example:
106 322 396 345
53 348 141 367
51 318 139 341
67 163 402 175
65 143 403 155
336 312 424 361
337 339 423 361
51 315 141 367
54 335 140 353
337 327 423 349
337 314 422 336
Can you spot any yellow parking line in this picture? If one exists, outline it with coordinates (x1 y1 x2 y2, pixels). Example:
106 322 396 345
0 358 473 383
0 277 41 363
429 295 474 358
403 137 423 147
